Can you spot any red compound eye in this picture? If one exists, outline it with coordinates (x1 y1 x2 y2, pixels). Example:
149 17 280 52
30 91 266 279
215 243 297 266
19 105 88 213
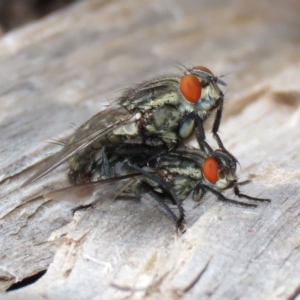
180 74 202 103
194 66 214 75
202 157 219 183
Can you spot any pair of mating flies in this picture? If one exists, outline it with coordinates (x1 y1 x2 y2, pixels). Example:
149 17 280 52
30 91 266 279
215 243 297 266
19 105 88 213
24 66 270 233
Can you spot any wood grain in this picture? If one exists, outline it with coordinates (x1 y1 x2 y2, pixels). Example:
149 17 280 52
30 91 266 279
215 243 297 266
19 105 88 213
0 0 300 299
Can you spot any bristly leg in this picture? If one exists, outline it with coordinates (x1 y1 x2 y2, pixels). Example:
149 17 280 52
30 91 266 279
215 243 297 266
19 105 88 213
233 186 271 203
127 162 185 231
195 182 258 208
212 98 223 138
194 113 214 154
139 182 185 232
213 133 239 164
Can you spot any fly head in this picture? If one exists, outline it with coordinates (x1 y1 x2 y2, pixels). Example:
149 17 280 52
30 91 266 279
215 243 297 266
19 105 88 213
202 149 237 190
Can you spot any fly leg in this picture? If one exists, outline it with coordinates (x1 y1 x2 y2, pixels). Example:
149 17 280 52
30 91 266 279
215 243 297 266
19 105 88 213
211 96 228 151
233 185 271 203
137 182 186 233
211 101 239 164
195 182 258 208
193 114 214 154
182 111 220 154
127 162 185 232
208 95 235 154
212 98 223 141
213 132 239 164
186 106 226 155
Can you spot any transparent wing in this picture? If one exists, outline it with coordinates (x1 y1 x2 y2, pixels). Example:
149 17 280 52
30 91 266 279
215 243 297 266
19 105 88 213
23 106 137 186
44 174 142 204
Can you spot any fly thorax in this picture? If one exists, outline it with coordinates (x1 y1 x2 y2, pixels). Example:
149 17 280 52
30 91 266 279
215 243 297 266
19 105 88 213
146 91 181 109
120 83 180 111
164 167 202 180
143 106 181 134
173 176 198 200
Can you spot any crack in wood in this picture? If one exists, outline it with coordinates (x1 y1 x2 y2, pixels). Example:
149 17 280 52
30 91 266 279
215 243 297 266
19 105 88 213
5 199 51 236
0 195 45 220
174 257 211 296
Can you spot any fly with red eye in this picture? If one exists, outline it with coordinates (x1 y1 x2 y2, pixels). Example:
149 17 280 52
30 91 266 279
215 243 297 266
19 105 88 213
20 63 270 234
23 65 227 186
44 142 271 234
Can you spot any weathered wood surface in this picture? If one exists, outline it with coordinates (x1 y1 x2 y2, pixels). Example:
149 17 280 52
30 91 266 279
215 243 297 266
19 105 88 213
0 0 300 299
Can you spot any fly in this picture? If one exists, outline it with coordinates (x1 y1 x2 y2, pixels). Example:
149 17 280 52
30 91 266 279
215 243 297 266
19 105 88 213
23 65 226 186
44 142 270 233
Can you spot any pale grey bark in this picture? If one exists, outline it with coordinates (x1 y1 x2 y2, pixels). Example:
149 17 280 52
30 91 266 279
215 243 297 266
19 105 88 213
0 0 300 299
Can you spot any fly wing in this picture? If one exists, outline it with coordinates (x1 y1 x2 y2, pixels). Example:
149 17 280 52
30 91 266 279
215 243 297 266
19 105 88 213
23 106 136 186
44 174 142 204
